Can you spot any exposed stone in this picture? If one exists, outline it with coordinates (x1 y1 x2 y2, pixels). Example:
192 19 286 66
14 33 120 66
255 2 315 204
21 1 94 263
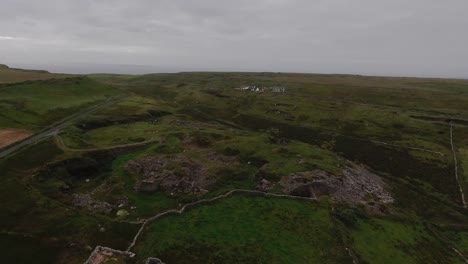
116 197 129 208
84 246 135 264
125 156 214 194
279 163 393 213
256 178 273 192
72 194 113 214
205 151 237 164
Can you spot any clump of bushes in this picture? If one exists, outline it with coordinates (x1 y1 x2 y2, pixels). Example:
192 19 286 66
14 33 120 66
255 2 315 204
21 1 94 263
76 118 112 130
128 137 146 143
333 206 365 227
147 109 172 118
222 147 240 156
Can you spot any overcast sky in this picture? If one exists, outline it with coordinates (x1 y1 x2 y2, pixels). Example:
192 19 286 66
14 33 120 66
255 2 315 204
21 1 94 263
1 0 468 77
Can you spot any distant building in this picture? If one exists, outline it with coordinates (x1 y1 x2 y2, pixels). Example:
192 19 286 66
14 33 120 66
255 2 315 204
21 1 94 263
234 85 285 93
271 86 286 93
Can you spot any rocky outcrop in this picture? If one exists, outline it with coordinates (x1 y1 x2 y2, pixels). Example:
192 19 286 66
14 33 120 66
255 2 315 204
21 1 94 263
72 194 113 214
256 178 274 192
84 246 135 264
280 163 393 213
126 156 213 194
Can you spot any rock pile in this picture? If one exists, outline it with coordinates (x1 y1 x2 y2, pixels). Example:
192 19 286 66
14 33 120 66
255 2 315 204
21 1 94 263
84 246 135 264
126 156 213 194
72 194 113 214
280 163 393 213
256 178 274 192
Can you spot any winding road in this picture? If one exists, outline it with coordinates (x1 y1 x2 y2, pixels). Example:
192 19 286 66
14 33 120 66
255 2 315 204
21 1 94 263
0 96 127 159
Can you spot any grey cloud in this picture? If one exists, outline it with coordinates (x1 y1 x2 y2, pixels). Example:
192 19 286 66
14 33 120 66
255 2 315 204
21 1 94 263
1 0 467 77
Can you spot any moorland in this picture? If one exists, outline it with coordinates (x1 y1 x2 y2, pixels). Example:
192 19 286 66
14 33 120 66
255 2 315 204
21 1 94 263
1 65 468 263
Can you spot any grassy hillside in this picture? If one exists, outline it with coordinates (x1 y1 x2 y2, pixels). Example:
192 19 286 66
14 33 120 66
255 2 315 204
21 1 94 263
135 196 350 263
0 64 70 84
0 77 122 130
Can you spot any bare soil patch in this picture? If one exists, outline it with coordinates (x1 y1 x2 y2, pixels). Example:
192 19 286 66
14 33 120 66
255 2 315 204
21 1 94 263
0 128 33 148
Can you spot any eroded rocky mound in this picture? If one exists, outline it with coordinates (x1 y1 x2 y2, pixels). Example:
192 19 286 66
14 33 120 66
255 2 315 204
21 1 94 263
72 194 114 214
279 163 393 213
125 156 212 194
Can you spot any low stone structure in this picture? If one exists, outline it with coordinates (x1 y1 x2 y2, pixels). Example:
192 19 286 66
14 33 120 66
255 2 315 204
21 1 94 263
84 246 135 264
256 178 274 192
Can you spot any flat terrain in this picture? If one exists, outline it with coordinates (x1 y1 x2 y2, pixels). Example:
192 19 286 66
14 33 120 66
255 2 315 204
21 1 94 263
1 67 468 263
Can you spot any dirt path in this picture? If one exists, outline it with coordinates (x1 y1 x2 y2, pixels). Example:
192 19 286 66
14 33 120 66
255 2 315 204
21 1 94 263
126 189 316 252
450 123 467 208
453 247 468 264
54 135 159 152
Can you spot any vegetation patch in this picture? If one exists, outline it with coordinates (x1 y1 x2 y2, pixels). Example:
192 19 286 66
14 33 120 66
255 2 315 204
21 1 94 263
351 218 456 263
134 196 350 263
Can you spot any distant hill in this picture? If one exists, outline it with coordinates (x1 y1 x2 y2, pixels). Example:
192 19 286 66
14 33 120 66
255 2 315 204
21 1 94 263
0 76 123 130
0 64 70 83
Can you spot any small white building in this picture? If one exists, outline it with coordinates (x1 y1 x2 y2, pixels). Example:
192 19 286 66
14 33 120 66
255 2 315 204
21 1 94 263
272 86 286 93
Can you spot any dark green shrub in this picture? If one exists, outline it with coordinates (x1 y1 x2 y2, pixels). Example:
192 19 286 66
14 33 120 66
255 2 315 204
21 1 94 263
222 147 240 156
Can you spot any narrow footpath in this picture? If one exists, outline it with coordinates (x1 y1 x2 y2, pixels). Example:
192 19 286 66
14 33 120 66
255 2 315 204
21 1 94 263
450 123 467 208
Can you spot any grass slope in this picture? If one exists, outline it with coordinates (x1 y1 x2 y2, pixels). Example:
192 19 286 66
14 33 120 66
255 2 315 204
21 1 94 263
135 196 350 264
0 77 122 130
0 65 70 84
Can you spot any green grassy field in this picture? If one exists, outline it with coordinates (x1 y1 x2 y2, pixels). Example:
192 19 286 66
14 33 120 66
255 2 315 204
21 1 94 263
351 218 456 264
462 150 468 176
134 196 350 264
